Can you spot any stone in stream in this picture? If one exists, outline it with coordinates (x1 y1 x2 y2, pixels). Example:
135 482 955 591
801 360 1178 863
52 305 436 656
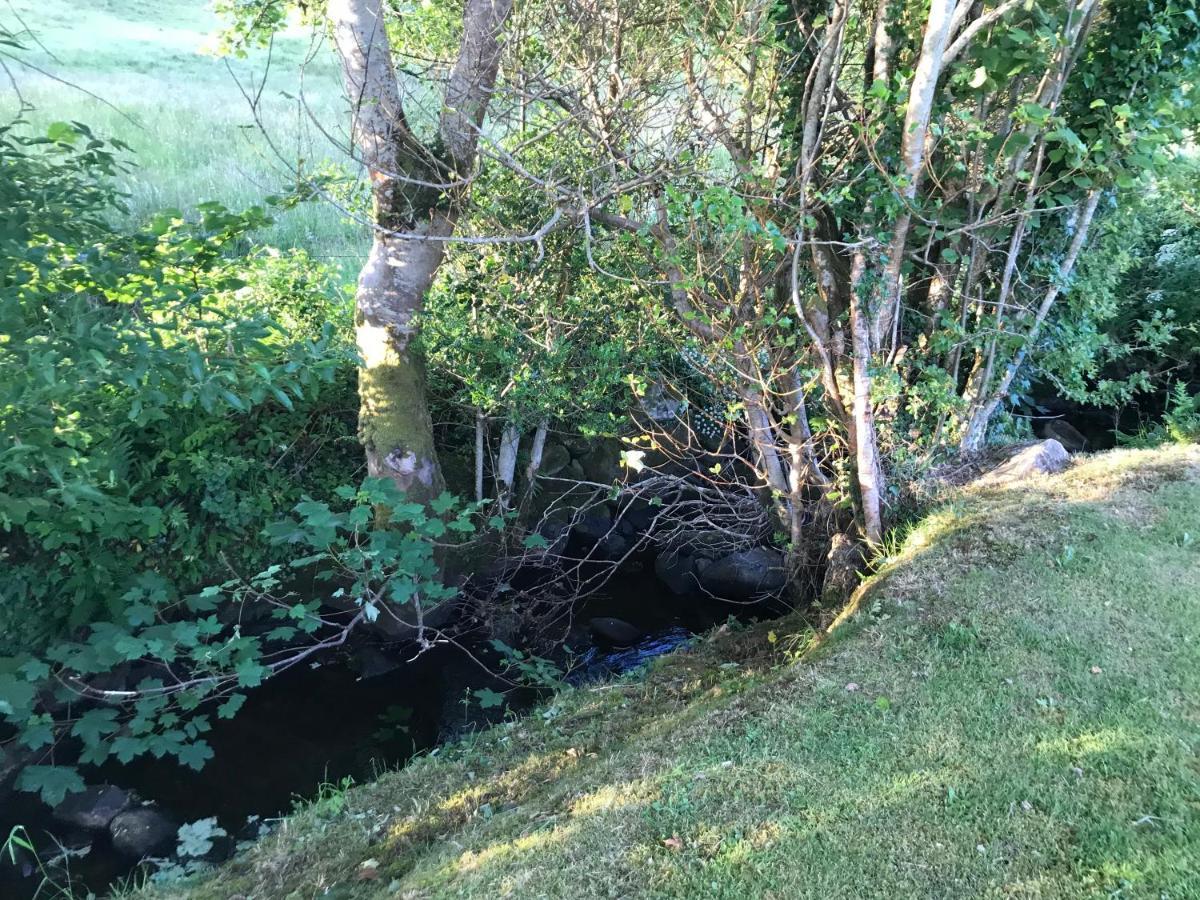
109 806 178 859
571 511 630 559
588 617 644 646
696 547 787 600
52 784 133 832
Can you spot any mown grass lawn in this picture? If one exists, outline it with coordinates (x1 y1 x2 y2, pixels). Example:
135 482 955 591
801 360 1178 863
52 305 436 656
149 445 1200 899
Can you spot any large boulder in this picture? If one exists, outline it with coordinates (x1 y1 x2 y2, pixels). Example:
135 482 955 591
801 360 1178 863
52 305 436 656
983 439 1071 484
52 784 132 832
110 806 178 858
696 547 787 600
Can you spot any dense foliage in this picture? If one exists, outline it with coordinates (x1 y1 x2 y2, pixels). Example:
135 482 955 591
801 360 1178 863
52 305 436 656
0 119 355 655
3 0 1200 829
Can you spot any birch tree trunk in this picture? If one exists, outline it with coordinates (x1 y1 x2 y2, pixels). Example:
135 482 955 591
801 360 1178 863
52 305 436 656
329 0 511 503
959 191 1101 451
495 421 521 510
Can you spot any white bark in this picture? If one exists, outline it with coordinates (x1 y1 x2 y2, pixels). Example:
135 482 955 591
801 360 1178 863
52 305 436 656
495 420 521 509
960 191 1101 451
875 0 959 349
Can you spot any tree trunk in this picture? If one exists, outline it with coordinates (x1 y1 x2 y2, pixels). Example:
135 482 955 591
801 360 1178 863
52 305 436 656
849 251 885 545
495 420 521 510
329 0 511 502
354 231 451 503
960 191 1100 451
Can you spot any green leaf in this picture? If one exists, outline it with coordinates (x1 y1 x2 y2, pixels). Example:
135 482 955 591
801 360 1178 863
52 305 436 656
177 739 214 771
235 659 267 688
474 687 505 709
46 121 79 144
17 765 86 806
969 67 988 89
217 694 247 719
71 707 120 744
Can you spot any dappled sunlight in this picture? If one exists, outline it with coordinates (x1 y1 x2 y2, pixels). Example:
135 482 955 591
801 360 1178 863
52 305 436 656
450 819 580 874
1035 727 1145 760
569 779 657 817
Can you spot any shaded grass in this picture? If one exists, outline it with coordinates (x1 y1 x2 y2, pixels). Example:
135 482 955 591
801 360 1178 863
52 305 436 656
146 445 1200 899
2 0 365 263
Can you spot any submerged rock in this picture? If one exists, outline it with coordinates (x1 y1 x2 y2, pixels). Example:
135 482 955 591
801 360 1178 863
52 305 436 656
110 806 178 859
52 784 132 832
588 616 644 646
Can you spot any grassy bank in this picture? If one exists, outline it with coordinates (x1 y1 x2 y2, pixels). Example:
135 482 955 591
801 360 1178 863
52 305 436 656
2 0 362 260
144 444 1200 898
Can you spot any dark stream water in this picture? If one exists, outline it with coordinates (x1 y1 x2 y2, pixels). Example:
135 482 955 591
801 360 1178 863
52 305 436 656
0 571 750 898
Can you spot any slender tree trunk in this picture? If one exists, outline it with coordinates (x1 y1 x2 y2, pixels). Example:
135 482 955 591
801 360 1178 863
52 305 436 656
960 191 1100 451
875 0 958 348
849 252 885 545
495 421 521 510
523 419 550 502
474 408 486 503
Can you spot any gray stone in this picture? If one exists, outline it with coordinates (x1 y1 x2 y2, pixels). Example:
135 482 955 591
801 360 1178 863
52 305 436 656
538 441 572 477
52 784 132 832
110 806 178 859
983 439 1071 484
697 547 787 600
654 546 700 595
588 617 644 646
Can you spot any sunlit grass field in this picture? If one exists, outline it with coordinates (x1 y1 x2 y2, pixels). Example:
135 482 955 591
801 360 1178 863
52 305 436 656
2 0 366 262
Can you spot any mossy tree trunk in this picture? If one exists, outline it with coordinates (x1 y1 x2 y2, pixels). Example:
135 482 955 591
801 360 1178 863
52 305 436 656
329 0 511 503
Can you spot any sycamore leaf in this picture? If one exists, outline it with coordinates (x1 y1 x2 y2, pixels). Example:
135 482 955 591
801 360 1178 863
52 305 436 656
17 765 85 806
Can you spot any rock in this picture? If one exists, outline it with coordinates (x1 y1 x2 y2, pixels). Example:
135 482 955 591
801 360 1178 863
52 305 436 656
654 546 701 595
821 533 865 606
696 547 787 600
588 617 644 646
982 439 1071 483
534 519 571 555
52 784 132 832
639 381 684 421
578 441 624 484
1041 419 1088 452
347 644 402 680
110 806 178 859
538 441 572 477
572 511 630 559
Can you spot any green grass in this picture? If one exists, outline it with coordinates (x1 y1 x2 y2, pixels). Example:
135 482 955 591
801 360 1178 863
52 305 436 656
142 444 1200 899
2 0 365 262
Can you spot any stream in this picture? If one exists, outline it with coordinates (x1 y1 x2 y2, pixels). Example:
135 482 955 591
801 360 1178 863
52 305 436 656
0 570 753 898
